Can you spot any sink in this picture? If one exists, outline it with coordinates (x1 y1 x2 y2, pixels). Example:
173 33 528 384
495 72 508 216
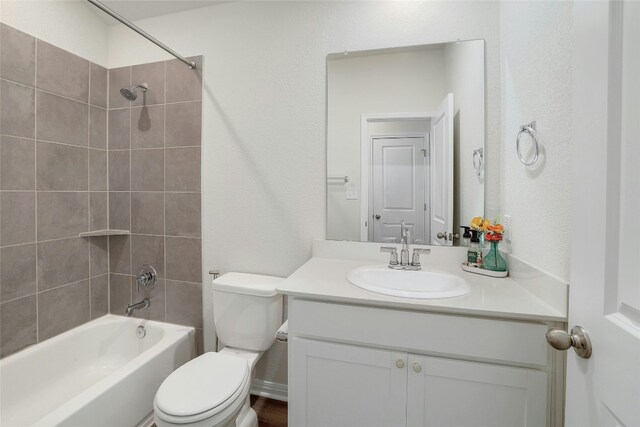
347 265 471 299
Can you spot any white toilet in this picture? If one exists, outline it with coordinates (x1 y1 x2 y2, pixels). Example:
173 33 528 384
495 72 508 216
153 272 284 427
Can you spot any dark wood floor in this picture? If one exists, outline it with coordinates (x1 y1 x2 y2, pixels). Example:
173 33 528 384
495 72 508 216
251 395 288 427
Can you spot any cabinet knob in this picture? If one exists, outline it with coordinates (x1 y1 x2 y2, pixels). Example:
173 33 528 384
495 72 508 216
413 363 422 373
395 359 405 369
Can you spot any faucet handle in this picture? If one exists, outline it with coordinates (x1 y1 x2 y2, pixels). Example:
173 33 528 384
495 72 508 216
411 248 431 268
380 246 399 266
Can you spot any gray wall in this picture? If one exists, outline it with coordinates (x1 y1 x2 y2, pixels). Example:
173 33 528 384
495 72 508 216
0 23 204 358
0 23 109 357
106 58 204 353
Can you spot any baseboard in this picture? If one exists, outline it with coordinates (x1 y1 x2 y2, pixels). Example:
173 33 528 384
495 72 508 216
251 379 288 402
136 412 154 427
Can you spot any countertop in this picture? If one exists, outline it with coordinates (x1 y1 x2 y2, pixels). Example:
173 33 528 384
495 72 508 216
277 256 567 322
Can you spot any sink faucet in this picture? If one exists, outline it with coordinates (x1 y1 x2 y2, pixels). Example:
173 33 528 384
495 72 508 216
380 220 430 270
125 298 150 317
400 221 410 266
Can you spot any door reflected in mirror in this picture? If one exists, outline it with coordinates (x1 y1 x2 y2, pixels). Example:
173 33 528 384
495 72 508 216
326 41 485 246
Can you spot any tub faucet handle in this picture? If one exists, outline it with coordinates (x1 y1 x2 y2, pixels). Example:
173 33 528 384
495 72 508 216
136 264 157 292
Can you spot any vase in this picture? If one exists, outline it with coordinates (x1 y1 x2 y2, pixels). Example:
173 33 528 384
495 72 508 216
483 241 507 271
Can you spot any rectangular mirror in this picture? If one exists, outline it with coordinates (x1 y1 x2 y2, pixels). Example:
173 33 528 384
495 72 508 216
326 40 485 246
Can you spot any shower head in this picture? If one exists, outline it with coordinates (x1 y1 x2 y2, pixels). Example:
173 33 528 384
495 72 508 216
120 83 148 101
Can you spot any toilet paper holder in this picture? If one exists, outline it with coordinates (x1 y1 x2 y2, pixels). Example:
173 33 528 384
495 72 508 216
276 320 289 343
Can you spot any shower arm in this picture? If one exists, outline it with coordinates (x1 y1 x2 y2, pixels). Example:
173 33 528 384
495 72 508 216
86 0 196 69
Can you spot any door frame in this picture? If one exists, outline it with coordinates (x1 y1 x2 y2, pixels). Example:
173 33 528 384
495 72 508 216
360 112 433 241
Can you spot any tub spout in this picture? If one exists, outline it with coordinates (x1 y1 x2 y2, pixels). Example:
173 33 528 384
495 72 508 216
126 298 150 317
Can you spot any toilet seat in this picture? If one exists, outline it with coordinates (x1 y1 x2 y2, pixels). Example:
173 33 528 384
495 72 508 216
154 352 251 426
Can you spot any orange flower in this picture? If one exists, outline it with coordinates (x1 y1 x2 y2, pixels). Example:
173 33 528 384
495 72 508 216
488 224 504 234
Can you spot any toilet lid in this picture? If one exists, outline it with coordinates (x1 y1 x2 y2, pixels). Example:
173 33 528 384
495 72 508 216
155 352 249 417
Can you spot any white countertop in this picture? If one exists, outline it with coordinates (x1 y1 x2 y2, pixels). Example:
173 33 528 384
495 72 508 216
278 256 567 322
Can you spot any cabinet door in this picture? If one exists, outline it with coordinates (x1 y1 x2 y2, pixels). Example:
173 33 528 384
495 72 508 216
289 338 408 427
407 355 547 427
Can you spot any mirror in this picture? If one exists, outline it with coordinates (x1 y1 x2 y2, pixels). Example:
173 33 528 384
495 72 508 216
326 40 485 246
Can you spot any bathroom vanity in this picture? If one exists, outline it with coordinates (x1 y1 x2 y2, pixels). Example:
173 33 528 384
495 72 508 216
279 241 567 427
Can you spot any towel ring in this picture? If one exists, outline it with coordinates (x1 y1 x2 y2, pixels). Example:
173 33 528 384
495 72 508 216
472 148 484 177
516 121 539 166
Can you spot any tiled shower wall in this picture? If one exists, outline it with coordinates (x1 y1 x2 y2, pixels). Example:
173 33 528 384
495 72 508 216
0 24 110 357
106 58 204 351
0 23 204 358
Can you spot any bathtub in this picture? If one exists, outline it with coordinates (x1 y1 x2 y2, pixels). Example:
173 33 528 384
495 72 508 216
0 315 194 427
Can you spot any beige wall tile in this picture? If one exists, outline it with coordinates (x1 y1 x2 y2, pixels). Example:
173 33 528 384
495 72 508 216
89 106 107 149
0 243 36 302
108 67 131 109
36 91 88 146
108 108 130 150
36 141 88 191
166 237 201 283
0 24 36 87
1 79 35 139
165 57 202 103
131 149 164 191
36 192 88 240
109 191 130 230
36 39 89 102
132 62 165 107
131 192 164 235
1 135 35 190
165 147 200 191
109 273 132 314
90 274 109 319
37 237 89 291
1 191 36 245
165 192 201 238
131 234 165 277
0 295 37 357
131 105 164 148
109 236 131 275
165 102 201 147
166 280 202 328
38 280 90 341
90 63 108 108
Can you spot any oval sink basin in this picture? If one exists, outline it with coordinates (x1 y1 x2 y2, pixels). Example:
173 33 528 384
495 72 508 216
347 265 471 299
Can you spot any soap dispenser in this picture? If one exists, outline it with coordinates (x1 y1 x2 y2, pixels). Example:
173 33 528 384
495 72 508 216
467 230 483 267
460 226 471 247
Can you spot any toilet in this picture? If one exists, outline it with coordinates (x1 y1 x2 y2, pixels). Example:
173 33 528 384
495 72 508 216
153 272 284 427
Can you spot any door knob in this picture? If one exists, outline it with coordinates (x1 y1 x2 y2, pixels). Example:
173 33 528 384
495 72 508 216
374 214 381 220
395 359 405 369
546 326 592 359
437 232 446 239
413 363 422 373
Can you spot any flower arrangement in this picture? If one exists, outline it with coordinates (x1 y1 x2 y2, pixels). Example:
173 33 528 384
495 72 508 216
468 217 507 272
470 217 504 242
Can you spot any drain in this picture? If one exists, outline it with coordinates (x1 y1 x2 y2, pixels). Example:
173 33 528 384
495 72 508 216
136 325 146 338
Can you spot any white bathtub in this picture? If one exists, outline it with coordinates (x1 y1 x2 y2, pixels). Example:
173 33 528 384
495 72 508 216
0 315 194 427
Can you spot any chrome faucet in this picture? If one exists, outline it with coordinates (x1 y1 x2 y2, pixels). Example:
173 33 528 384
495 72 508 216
125 298 150 317
380 220 431 270
400 221 410 266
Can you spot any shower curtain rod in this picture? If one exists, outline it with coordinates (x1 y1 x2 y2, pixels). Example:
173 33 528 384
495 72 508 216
86 0 196 69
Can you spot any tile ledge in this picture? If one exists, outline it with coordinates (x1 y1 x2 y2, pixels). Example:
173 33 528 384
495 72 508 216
79 229 130 237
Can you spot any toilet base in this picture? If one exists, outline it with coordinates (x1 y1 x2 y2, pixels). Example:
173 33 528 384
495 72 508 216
232 396 258 427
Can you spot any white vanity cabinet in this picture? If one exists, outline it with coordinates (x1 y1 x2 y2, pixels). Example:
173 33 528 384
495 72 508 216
288 298 562 427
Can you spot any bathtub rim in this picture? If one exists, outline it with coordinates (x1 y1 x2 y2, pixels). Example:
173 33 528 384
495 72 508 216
1 314 195 427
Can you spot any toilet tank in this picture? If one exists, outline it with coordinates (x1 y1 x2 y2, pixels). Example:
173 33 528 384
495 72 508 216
212 273 283 352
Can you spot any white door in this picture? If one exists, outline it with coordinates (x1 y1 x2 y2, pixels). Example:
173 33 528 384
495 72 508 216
406 355 547 427
289 338 407 427
430 94 454 245
371 137 427 244
565 2 640 426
